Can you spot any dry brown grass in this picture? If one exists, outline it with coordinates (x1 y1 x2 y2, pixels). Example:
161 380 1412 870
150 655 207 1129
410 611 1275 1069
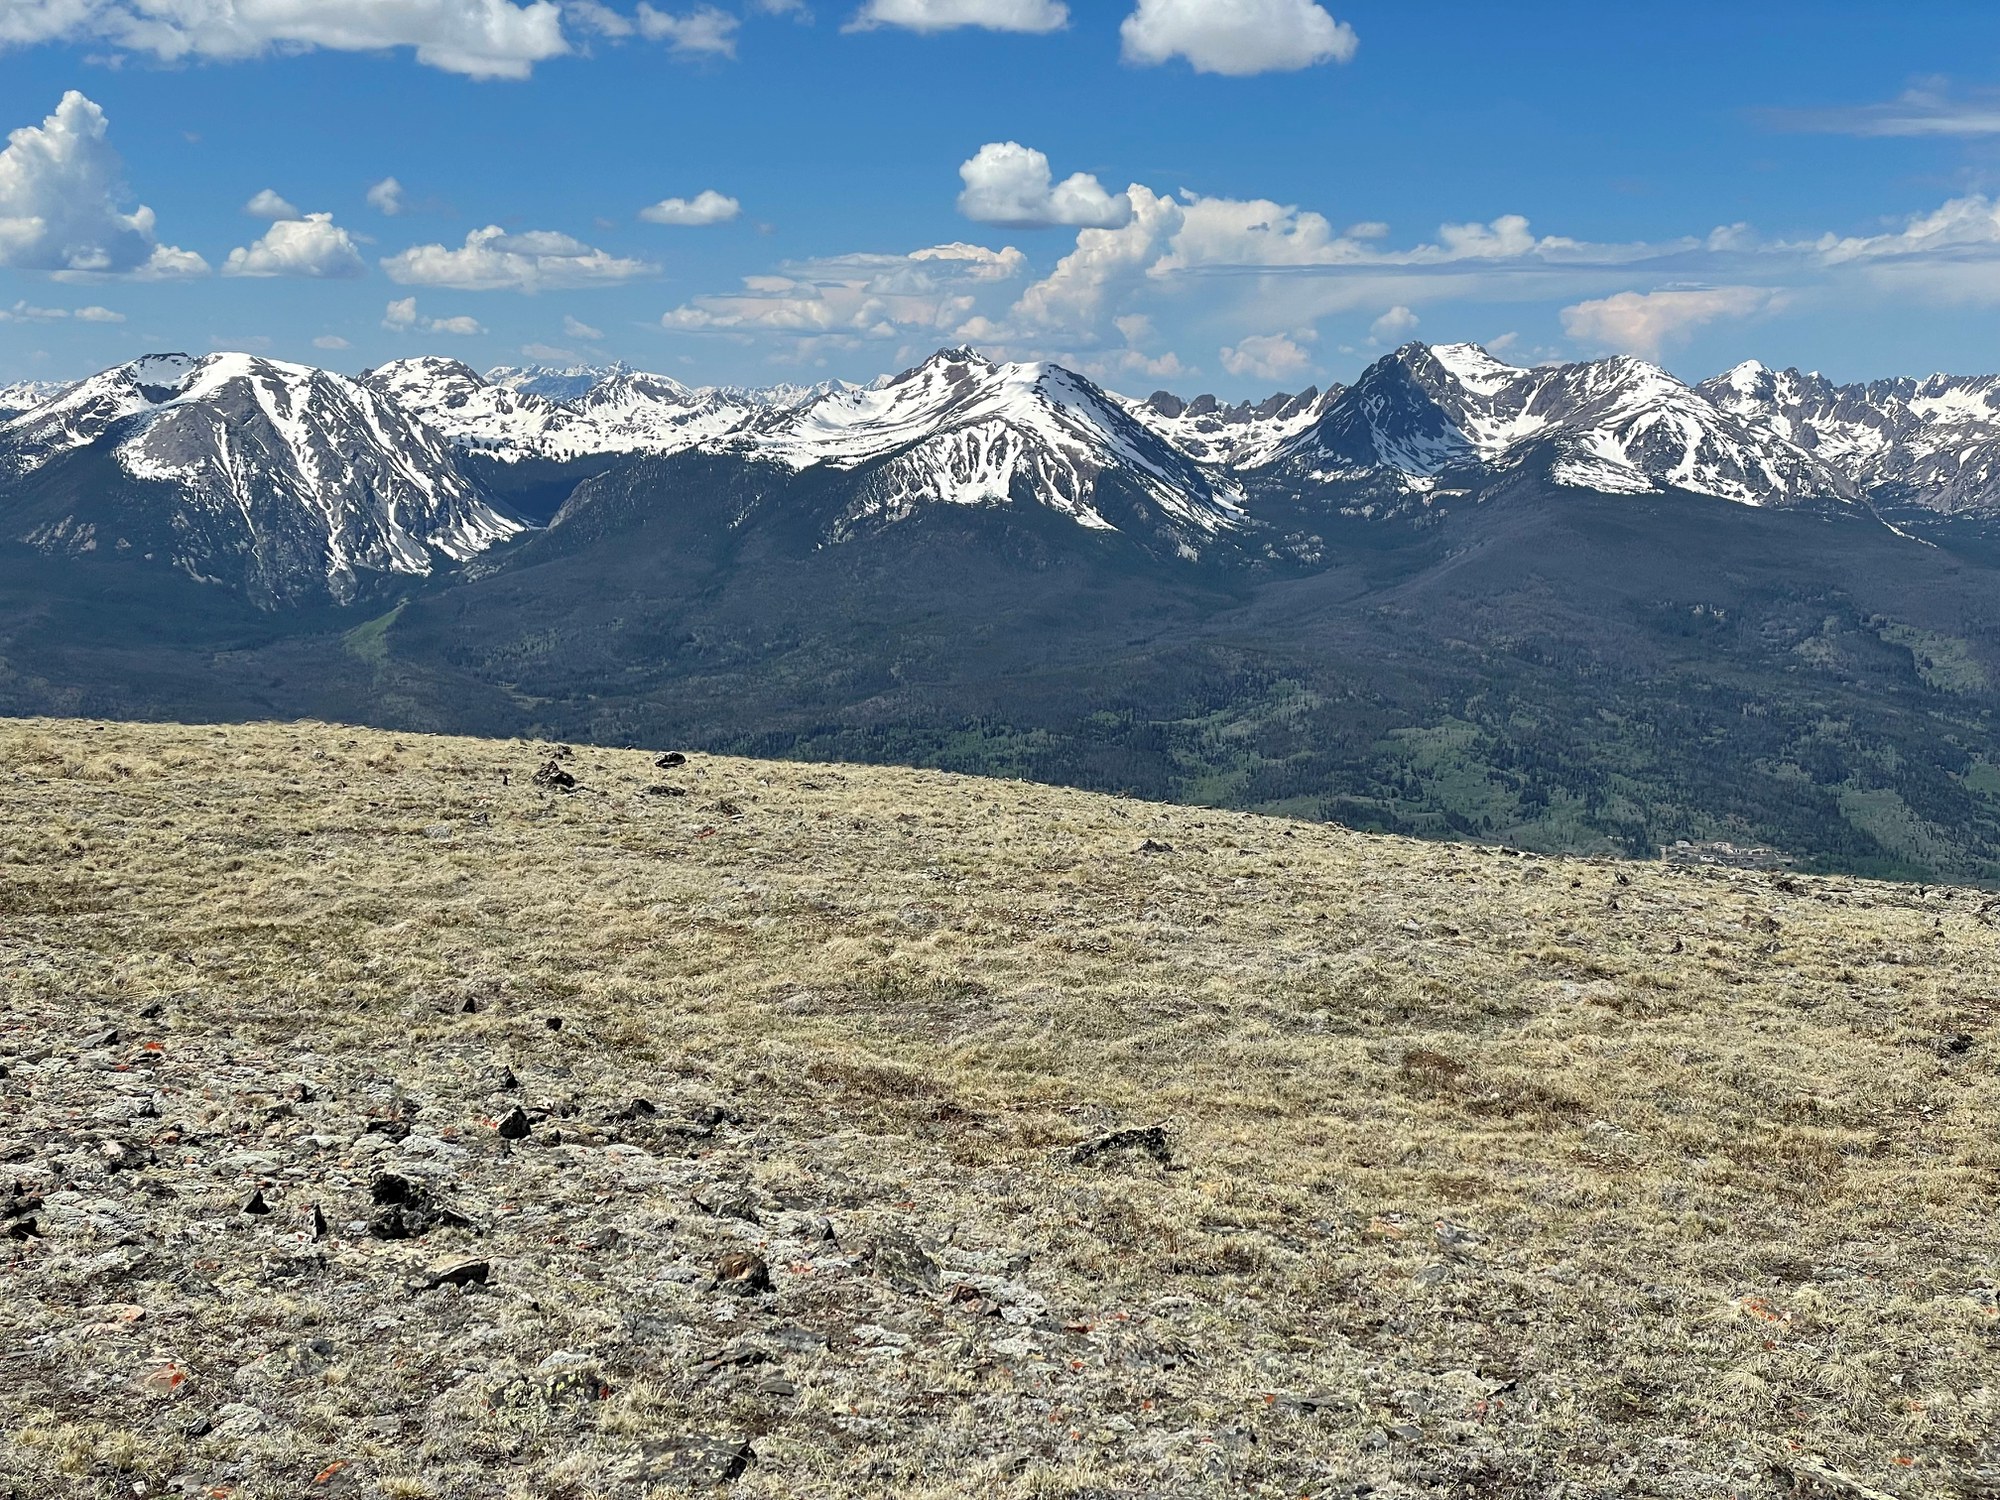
0 717 1995 1499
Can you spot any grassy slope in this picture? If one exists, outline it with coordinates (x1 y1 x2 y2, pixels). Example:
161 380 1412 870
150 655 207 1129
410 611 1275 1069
0 718 1995 1498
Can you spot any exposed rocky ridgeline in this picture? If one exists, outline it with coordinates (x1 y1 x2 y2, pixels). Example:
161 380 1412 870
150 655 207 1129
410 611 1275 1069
1123 385 1337 469
1 718 1995 1498
1700 359 2000 517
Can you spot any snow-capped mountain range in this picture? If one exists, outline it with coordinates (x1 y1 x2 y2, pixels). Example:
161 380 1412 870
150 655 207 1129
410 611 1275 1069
12 340 2000 606
357 357 787 466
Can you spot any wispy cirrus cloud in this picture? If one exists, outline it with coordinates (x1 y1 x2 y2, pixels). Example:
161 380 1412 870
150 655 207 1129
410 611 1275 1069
1766 82 2000 138
0 0 572 80
845 0 1067 34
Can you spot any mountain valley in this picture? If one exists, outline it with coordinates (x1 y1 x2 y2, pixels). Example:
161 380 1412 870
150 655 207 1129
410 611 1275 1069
8 342 2000 880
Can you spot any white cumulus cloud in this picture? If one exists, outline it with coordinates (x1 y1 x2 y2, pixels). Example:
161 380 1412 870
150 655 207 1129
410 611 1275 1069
956 142 1131 230
383 225 657 292
313 334 352 349
846 0 1067 33
0 91 207 279
224 212 366 278
640 189 742 226
1151 192 1347 272
636 4 739 54
244 188 299 219
1013 183 1182 328
1120 0 1356 76
1368 305 1417 344
1219 330 1315 381
383 296 486 335
0 0 571 79
1560 286 1784 359
563 314 605 339
366 177 405 216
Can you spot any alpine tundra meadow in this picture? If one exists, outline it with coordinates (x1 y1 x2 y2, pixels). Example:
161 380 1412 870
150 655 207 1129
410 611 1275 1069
2 2 1999 1497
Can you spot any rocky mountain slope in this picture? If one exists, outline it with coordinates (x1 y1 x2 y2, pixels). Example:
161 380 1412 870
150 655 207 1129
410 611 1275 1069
0 354 518 606
1257 343 1857 508
1700 358 2000 515
1 716 1992 1500
718 347 1247 545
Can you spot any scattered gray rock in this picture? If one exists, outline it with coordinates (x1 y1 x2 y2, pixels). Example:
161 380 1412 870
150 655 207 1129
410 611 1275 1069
636 1437 755 1487
1070 1124 1173 1166
870 1231 940 1294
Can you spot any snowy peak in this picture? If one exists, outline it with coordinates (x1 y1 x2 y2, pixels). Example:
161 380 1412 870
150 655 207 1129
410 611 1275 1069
361 357 580 463
1 352 519 606
1419 341 1527 400
1267 342 1854 506
1715 359 1774 398
736 348 1244 541
3 354 203 472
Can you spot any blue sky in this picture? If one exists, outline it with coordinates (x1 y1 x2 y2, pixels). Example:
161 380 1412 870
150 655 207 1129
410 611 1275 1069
5 0 2000 397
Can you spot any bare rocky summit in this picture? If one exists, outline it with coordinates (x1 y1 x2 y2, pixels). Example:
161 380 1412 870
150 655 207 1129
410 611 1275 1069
0 719 1995 1498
